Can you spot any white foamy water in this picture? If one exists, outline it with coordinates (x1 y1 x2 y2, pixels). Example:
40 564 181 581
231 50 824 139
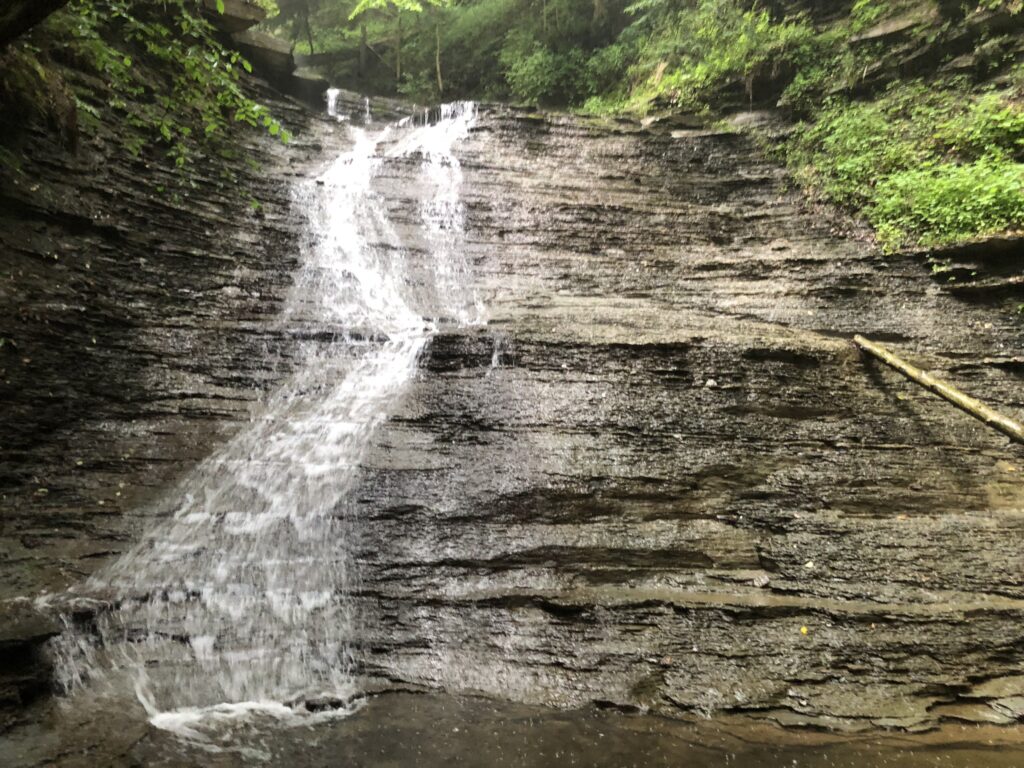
326 87 344 121
50 102 481 732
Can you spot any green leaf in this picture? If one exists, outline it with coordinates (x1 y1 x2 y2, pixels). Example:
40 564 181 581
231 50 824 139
216 0 226 13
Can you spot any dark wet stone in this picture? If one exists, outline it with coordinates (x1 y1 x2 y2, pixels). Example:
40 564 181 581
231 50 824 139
230 29 295 87
202 0 266 34
339 108 1024 730
850 14 931 46
0 604 58 731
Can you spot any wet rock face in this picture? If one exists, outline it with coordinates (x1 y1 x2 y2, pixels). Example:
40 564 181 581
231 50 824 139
3 103 1024 737
347 110 1024 730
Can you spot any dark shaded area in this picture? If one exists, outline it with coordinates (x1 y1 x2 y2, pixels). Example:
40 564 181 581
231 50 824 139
0 0 68 48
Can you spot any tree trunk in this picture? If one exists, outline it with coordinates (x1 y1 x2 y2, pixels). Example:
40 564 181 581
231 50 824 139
395 11 402 84
853 334 1024 444
303 1 315 55
435 20 443 94
359 22 367 78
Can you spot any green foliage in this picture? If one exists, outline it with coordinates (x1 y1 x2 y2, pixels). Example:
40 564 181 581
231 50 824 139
978 0 1023 12
620 0 823 111
348 0 428 20
33 0 288 170
500 33 587 104
256 0 1024 251
850 0 889 33
583 42 631 96
787 79 1024 249
872 157 1024 248
935 92 1024 158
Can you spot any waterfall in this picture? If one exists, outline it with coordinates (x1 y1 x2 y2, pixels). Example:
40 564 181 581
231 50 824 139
326 87 341 120
50 102 481 733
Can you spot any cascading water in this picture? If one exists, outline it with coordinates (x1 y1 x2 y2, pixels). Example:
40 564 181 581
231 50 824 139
50 101 482 734
326 87 342 121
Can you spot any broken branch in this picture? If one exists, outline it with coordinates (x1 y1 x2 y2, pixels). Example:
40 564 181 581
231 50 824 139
853 334 1024 445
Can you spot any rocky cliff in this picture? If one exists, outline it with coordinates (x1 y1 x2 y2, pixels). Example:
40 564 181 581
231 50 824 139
344 110 1024 731
0 14 333 731
2 3 1024 750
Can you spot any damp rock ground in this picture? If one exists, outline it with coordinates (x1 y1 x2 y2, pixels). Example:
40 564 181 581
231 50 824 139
5 691 1024 767
2 104 1024 754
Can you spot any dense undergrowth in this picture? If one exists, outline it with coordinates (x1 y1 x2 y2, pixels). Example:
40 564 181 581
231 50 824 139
3 0 1022 250
574 0 1024 251
788 72 1024 250
0 0 288 177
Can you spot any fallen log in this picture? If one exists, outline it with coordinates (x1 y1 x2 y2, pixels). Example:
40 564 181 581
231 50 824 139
853 334 1024 445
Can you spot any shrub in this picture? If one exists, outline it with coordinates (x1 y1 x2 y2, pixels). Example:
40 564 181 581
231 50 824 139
501 35 588 105
627 0 822 110
787 79 1024 249
23 0 289 170
872 156 1024 247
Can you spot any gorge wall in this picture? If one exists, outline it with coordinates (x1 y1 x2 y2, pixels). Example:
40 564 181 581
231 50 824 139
2 5 1024 746
339 110 1024 731
0 43 333 731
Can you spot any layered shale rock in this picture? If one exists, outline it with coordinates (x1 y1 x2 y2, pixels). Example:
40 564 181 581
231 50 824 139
345 110 1024 731
3 97 1024 738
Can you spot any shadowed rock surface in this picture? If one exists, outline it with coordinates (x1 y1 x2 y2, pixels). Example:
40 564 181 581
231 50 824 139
6 691 1024 767
2 102 1024 756
0 0 69 48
